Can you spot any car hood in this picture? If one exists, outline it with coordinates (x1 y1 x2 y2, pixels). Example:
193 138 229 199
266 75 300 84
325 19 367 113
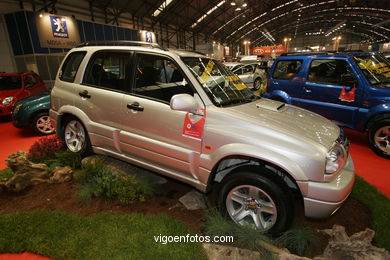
0 89 22 100
16 92 50 105
225 98 339 148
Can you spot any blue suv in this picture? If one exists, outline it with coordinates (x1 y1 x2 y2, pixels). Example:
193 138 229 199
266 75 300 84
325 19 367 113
264 52 390 158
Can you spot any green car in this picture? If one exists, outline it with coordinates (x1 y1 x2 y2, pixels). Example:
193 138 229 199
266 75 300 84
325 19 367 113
12 92 54 135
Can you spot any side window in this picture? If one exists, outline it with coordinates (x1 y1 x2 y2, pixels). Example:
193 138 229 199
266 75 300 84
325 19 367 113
233 67 243 75
60 51 86 82
272 60 302 80
242 65 254 75
308 59 355 85
24 74 38 88
134 54 194 103
83 51 131 92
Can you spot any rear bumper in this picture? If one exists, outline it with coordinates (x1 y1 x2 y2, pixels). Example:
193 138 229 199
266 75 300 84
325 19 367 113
49 109 62 138
297 154 355 218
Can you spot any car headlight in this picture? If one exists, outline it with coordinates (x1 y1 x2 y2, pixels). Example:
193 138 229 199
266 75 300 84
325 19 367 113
325 142 347 174
2 96 14 105
13 103 23 114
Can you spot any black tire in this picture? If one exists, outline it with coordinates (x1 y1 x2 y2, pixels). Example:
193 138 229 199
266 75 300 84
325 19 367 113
368 119 390 159
33 112 55 135
252 78 262 91
62 117 92 156
218 168 294 235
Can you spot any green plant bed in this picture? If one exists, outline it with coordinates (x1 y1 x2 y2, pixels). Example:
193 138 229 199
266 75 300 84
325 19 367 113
0 210 207 260
351 176 390 251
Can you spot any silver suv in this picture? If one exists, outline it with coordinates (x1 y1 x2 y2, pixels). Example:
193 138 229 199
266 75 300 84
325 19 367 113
50 41 355 235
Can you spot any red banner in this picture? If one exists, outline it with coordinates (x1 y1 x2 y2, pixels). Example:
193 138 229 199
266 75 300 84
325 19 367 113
251 45 286 55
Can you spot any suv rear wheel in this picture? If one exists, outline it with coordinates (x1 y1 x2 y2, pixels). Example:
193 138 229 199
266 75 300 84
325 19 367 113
218 168 293 235
63 117 92 156
368 119 390 159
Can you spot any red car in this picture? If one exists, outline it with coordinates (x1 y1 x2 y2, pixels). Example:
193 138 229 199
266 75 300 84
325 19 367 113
0 72 47 117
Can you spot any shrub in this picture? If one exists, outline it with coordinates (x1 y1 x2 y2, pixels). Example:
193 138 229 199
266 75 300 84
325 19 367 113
28 136 65 162
76 158 155 203
275 226 319 255
0 168 13 181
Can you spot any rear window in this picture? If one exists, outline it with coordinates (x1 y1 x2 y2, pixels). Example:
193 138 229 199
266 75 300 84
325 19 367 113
60 51 86 82
272 60 302 80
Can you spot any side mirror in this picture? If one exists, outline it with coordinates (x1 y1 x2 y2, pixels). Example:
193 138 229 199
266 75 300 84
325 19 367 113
170 94 198 113
341 74 357 87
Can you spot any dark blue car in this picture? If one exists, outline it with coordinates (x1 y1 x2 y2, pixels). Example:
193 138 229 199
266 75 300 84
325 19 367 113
264 51 390 158
12 92 54 135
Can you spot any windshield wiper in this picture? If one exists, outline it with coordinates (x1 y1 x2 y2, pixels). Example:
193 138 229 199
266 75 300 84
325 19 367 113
218 97 256 107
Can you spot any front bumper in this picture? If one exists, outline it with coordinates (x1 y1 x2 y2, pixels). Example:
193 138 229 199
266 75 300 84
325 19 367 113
0 105 12 116
297 154 355 218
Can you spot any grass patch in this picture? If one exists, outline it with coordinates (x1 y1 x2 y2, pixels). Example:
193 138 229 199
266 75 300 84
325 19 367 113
0 168 13 181
351 175 390 251
0 210 207 260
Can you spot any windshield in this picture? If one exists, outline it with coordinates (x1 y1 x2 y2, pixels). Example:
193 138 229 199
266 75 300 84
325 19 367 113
0 75 22 90
182 57 257 107
353 53 390 86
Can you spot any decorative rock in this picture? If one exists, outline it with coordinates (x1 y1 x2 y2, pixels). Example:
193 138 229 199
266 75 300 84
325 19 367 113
4 151 49 192
82 155 167 185
50 166 73 183
179 190 206 210
203 243 261 260
320 225 390 260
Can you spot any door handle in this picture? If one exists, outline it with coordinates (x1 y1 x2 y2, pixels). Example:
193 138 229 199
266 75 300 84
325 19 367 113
272 81 279 85
304 86 314 92
127 102 144 112
79 90 91 99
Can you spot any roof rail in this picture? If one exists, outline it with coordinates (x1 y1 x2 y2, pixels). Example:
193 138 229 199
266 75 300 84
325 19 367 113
76 40 167 50
280 50 364 56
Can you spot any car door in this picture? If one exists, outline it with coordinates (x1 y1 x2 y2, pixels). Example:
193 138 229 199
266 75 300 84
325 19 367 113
269 59 303 105
239 64 255 87
75 50 131 152
297 58 363 127
119 52 203 181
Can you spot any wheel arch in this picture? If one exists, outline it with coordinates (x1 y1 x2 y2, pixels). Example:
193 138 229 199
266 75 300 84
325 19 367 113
365 112 390 132
206 155 303 201
55 105 91 139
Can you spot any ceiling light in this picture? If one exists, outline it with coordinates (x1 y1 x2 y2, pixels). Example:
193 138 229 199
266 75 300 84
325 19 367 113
231 2 236 5
242 3 247 7
235 7 241 11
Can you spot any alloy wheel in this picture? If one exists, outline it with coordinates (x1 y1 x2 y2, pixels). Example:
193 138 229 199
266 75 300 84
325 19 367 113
226 184 277 231
64 120 86 153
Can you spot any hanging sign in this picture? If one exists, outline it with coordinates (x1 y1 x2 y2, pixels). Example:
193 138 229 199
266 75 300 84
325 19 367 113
35 13 80 48
251 45 286 55
182 109 206 140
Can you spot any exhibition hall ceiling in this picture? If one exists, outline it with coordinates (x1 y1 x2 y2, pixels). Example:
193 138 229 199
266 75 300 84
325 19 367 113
24 0 390 45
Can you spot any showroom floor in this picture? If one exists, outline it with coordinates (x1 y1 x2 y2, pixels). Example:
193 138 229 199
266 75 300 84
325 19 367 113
1 116 389 198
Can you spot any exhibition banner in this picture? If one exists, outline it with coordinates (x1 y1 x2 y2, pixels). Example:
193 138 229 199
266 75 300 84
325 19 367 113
35 13 80 48
251 45 286 55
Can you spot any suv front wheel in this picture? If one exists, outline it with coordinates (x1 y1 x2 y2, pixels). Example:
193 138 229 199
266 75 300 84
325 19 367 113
63 117 92 156
368 119 390 159
218 168 293 235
